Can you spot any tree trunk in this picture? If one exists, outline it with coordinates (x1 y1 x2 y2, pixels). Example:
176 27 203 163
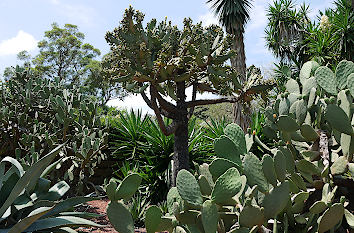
229 28 250 132
172 116 189 186
172 81 190 186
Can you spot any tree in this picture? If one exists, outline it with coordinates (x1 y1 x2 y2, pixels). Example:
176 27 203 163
104 7 266 184
32 23 101 87
83 57 127 106
265 0 353 68
207 0 253 132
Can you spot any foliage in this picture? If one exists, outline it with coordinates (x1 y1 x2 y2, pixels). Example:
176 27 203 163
265 0 353 68
106 59 354 232
0 67 108 193
206 0 252 34
83 56 128 106
104 7 273 183
108 110 223 204
0 144 101 232
194 103 233 122
32 23 101 87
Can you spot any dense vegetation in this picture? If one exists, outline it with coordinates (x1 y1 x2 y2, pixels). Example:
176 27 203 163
0 0 352 232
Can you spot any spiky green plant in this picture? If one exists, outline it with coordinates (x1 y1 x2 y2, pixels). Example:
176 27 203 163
0 144 101 232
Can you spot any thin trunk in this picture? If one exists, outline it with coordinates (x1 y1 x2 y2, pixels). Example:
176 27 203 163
230 28 250 132
172 81 190 186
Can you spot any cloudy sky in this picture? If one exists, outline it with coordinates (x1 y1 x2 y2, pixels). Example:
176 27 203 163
0 0 333 113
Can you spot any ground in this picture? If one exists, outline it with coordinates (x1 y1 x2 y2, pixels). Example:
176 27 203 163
77 199 147 233
77 199 116 233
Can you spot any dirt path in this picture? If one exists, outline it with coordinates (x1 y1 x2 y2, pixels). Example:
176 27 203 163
77 199 116 233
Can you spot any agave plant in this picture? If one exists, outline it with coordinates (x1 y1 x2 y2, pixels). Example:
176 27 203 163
0 144 101 232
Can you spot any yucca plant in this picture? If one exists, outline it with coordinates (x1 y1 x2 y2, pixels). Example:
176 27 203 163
0 144 101 232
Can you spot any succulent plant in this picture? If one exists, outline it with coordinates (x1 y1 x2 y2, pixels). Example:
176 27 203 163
0 144 101 232
106 60 354 233
0 67 108 193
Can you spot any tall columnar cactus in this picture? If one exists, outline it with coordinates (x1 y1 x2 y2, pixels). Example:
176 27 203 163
106 60 354 233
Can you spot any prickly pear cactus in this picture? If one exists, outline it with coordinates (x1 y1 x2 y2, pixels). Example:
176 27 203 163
0 67 108 192
147 60 354 233
108 60 354 233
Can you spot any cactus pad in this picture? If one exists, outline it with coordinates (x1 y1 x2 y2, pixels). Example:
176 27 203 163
211 167 243 204
348 73 354 98
176 169 203 206
106 201 134 233
244 153 269 193
262 181 290 219
115 174 142 201
285 79 300 94
277 115 300 132
309 201 327 214
300 124 319 141
274 150 287 182
330 156 348 175
295 99 307 125
315 66 337 95
167 187 183 214
239 205 264 228
303 77 317 96
224 123 247 155
199 175 212 196
262 155 277 187
145 205 162 233
209 158 240 180
317 203 344 233
325 104 353 135
279 147 295 174
300 61 320 84
279 98 290 115
214 136 242 165
201 200 218 233
335 60 354 90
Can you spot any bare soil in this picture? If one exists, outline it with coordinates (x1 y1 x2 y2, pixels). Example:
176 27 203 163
77 199 116 233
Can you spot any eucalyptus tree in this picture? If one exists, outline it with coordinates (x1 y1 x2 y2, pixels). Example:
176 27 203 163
32 23 101 87
206 0 253 131
105 7 268 184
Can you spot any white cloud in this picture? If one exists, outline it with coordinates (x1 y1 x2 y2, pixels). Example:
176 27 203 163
198 12 220 27
0 30 37 56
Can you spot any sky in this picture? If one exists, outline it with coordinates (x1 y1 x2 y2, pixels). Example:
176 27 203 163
0 0 334 113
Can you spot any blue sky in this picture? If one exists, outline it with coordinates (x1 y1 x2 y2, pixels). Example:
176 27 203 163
0 0 333 112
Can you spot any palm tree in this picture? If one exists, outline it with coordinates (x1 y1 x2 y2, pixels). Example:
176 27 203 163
207 0 253 131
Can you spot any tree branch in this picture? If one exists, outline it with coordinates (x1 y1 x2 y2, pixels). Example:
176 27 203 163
141 90 177 119
151 85 178 114
188 83 197 119
150 87 177 136
141 90 153 109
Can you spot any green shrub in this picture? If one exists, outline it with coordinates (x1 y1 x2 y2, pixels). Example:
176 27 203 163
108 110 226 204
0 67 108 193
